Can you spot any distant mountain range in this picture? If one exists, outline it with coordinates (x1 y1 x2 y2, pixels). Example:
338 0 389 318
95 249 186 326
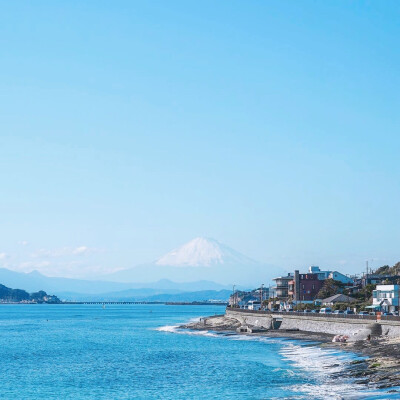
0 237 282 301
0 268 235 301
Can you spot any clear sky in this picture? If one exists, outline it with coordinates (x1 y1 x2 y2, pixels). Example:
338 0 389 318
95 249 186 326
1 1 399 279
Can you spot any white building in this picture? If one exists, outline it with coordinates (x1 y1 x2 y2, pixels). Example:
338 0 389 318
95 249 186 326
247 300 261 310
373 285 399 313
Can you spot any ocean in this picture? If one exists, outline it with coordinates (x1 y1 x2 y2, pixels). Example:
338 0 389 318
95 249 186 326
0 304 396 399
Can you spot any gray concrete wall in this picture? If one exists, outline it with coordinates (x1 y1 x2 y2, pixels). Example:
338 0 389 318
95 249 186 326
379 321 400 337
226 309 400 337
226 309 272 329
278 314 374 336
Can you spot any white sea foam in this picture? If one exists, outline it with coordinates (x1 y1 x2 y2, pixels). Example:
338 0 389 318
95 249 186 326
155 323 392 399
155 324 220 338
155 324 180 333
279 343 385 399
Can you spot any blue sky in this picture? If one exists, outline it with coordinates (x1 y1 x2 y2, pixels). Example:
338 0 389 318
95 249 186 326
1 1 399 279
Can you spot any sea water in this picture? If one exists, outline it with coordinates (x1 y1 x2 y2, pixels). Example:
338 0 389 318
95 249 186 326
0 304 396 399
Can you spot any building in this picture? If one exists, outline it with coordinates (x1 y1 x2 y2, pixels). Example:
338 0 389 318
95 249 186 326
271 274 294 300
372 285 400 313
229 287 269 308
254 286 269 302
272 266 355 308
288 270 324 302
321 294 357 306
309 266 353 285
247 300 261 310
329 271 354 284
362 274 400 288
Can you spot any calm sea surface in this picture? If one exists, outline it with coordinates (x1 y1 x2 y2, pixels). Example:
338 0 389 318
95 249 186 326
0 304 396 399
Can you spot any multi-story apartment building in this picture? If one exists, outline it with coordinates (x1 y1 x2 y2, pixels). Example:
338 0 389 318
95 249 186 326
288 270 324 302
271 273 294 300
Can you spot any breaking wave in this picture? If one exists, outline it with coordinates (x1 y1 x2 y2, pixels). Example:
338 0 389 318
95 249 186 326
155 324 220 338
156 321 397 399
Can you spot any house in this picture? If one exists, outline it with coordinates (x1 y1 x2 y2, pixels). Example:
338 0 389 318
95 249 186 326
271 274 294 300
309 266 353 285
372 285 399 313
362 274 400 288
288 270 323 302
321 294 357 305
247 300 261 310
328 271 354 285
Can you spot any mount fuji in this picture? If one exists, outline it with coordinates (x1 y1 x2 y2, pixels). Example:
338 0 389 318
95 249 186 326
155 237 257 268
106 237 282 286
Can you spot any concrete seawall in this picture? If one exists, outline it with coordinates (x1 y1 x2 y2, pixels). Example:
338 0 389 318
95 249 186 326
226 309 400 337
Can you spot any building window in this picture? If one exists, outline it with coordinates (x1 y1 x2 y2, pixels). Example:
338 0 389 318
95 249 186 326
302 284 305 289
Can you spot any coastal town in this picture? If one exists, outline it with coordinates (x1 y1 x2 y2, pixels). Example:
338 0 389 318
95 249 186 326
180 262 400 392
230 263 400 316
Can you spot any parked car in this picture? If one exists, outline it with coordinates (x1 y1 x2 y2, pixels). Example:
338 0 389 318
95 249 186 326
319 307 332 314
311 309 320 313
333 310 344 314
383 312 395 316
358 311 369 315
344 310 354 315
303 309 312 313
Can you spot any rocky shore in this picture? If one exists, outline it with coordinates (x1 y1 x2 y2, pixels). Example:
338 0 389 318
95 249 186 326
181 314 400 392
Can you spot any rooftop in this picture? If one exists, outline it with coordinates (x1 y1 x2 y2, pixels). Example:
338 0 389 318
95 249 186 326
322 294 357 303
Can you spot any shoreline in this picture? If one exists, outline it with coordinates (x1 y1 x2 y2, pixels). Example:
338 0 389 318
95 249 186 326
181 316 400 393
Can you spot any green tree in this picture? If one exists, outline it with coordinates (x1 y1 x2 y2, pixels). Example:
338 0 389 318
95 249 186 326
316 279 344 299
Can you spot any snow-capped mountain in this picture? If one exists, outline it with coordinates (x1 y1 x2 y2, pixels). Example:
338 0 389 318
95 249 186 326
106 237 283 286
155 237 256 268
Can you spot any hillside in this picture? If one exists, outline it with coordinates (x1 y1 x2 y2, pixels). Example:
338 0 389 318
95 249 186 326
0 284 60 303
375 262 400 276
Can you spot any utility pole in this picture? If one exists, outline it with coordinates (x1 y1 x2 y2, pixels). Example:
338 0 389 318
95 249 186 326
232 284 236 308
260 284 264 310
365 260 369 301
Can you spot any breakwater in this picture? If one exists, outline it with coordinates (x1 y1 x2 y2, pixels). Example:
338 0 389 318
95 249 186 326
226 308 400 337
